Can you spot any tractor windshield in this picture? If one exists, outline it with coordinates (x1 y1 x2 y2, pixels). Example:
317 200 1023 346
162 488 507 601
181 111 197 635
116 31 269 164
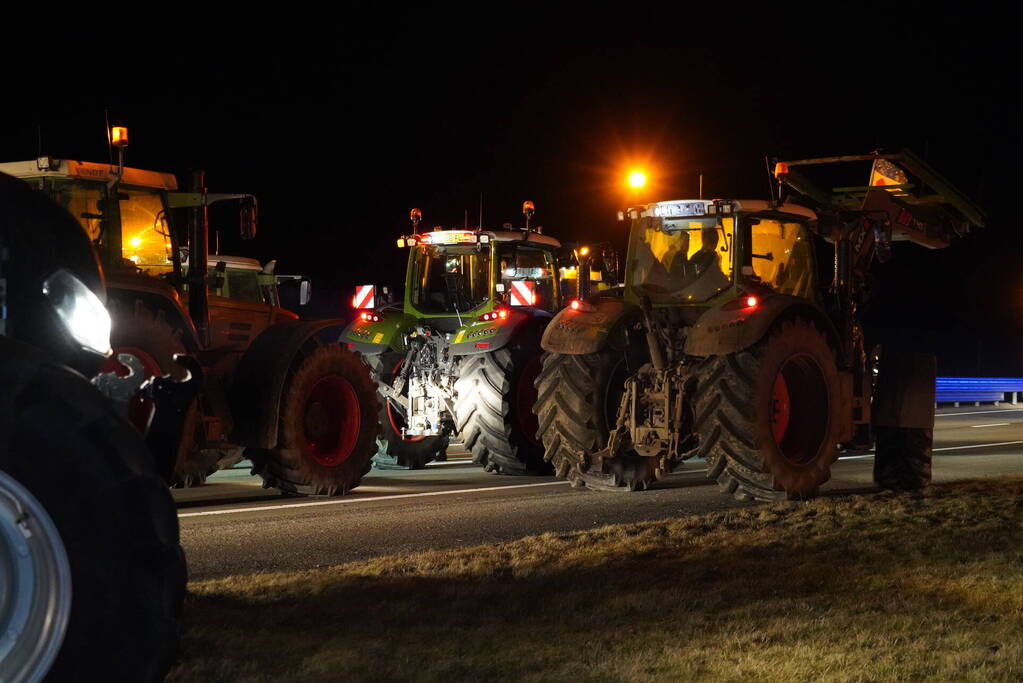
50 180 173 270
627 216 734 303
410 244 491 314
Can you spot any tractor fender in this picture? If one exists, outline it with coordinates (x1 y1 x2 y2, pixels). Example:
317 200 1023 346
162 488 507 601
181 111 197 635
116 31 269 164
540 296 641 356
341 309 416 356
448 308 551 356
229 318 348 449
684 294 843 361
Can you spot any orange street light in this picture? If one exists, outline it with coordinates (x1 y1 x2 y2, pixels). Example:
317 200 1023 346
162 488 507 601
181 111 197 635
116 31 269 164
628 170 647 189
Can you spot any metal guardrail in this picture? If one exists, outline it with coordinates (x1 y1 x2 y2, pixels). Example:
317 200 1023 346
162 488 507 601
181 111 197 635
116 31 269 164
936 377 1023 405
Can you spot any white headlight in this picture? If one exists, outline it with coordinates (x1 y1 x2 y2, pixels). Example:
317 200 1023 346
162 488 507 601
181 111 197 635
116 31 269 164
41 269 112 356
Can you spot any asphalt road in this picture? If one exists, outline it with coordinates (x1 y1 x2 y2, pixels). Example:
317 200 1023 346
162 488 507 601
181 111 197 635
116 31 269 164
177 405 1023 580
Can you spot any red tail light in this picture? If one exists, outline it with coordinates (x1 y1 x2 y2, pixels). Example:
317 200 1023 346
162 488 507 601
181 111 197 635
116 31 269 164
722 293 763 311
569 299 595 312
479 307 510 322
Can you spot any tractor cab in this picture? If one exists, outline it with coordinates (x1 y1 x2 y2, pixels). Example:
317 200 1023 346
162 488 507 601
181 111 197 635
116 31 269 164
621 199 819 312
0 158 179 275
401 227 564 328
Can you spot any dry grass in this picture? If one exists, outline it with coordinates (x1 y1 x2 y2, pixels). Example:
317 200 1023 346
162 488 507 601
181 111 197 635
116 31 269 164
170 477 1023 682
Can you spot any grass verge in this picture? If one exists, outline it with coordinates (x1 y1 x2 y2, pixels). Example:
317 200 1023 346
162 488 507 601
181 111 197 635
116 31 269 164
170 477 1023 682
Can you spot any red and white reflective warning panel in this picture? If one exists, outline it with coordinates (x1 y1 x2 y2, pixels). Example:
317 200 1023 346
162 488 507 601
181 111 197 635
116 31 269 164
352 284 376 310
509 280 536 307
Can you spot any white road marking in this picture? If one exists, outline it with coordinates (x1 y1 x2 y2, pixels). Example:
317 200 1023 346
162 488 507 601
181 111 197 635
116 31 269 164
181 437 1023 519
933 440 1023 452
180 469 711 518
839 438 1023 460
180 481 570 517
936 409 1023 418
970 423 1011 428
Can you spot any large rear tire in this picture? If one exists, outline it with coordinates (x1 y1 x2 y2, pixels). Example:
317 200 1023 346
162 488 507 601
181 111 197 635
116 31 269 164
0 347 186 682
693 317 843 501
366 354 447 470
265 345 379 495
534 348 630 482
107 299 218 487
454 338 550 475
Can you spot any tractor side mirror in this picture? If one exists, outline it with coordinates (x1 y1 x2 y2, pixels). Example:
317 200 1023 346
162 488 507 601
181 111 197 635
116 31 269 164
240 196 258 240
299 279 312 307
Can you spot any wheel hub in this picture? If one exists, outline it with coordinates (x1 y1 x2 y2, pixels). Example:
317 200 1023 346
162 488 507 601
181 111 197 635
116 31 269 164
0 471 71 680
771 353 829 466
303 375 360 467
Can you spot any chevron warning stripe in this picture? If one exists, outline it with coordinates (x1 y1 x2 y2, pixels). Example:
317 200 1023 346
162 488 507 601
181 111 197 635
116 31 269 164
509 280 536 307
352 284 375 309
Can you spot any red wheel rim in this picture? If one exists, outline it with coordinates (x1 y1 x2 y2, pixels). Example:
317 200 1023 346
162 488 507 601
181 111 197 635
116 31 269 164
516 353 543 446
771 353 829 466
385 360 426 442
100 346 162 434
303 375 361 466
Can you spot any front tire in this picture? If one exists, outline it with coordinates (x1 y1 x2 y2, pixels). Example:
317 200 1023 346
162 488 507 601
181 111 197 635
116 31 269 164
0 345 186 681
693 317 843 501
455 339 550 475
264 345 379 495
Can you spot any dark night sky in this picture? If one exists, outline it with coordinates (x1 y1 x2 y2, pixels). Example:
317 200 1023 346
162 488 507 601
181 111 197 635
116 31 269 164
4 13 1019 372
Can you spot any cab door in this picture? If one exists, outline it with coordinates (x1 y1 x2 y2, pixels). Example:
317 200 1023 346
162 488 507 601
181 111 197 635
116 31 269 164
207 269 274 350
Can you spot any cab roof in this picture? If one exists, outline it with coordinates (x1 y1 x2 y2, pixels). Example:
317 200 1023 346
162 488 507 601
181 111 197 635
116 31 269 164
419 228 561 248
208 254 264 271
640 199 817 222
487 230 561 247
0 158 178 191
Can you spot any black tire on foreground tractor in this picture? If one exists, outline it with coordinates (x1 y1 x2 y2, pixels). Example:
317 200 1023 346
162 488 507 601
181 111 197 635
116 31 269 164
455 336 550 475
107 299 218 487
367 354 447 470
693 317 843 501
266 344 379 495
534 348 641 487
0 346 186 682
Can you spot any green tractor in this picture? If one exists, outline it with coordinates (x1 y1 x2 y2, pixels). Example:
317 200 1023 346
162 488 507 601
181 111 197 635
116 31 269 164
343 203 599 472
1 137 380 495
534 151 984 499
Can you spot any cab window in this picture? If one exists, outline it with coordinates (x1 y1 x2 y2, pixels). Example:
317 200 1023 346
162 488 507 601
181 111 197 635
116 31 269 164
630 216 734 304
120 189 171 269
749 219 815 298
498 246 556 311
225 270 263 303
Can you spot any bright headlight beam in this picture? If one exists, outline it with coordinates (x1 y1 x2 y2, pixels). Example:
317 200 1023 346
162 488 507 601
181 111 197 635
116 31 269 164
42 269 112 356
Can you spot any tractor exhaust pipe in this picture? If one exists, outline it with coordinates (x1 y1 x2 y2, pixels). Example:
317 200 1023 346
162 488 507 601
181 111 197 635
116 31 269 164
187 170 210 346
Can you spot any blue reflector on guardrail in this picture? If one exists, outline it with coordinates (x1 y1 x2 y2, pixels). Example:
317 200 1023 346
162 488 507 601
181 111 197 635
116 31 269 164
936 377 1023 403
